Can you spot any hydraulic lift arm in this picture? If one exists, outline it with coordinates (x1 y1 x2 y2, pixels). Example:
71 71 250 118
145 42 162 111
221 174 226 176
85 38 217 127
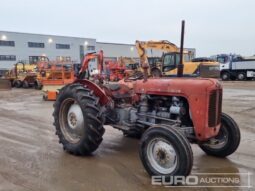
78 50 104 79
135 40 179 80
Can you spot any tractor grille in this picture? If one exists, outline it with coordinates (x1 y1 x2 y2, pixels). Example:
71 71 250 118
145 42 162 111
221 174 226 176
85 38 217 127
208 89 222 127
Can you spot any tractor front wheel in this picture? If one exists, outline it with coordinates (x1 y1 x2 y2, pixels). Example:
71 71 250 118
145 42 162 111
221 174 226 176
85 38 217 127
199 113 240 157
139 126 193 178
53 83 105 155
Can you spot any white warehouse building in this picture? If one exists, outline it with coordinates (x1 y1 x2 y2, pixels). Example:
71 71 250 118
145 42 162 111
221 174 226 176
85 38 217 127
0 31 196 74
0 31 98 72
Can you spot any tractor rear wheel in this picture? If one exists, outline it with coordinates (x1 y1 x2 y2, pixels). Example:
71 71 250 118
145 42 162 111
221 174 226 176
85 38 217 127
53 83 105 155
139 126 193 178
199 113 240 157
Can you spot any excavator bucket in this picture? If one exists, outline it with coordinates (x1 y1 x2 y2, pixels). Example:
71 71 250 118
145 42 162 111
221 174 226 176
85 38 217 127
0 79 11 90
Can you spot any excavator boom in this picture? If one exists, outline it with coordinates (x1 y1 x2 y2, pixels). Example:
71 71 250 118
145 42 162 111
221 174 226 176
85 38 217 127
79 50 104 77
135 40 179 69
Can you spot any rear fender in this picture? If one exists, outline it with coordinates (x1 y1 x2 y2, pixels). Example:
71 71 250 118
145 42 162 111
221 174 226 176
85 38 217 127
74 79 110 105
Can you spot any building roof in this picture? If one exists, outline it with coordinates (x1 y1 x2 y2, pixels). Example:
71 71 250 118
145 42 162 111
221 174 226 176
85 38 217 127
0 30 96 41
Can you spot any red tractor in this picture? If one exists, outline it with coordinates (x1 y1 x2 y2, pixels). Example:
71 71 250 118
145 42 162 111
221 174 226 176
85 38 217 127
53 22 240 179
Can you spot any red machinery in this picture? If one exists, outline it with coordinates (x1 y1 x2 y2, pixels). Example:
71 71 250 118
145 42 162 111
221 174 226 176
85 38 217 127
78 50 104 80
105 60 126 81
52 21 240 179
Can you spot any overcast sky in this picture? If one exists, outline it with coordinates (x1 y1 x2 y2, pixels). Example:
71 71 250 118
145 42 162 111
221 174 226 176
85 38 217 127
0 0 254 56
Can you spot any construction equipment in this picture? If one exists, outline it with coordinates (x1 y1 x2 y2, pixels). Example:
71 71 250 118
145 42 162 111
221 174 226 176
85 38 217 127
40 62 76 101
105 60 126 81
104 57 140 81
42 51 104 101
135 40 220 78
78 50 104 80
212 54 255 81
53 21 240 179
34 57 50 90
5 61 37 88
118 57 141 78
118 57 139 69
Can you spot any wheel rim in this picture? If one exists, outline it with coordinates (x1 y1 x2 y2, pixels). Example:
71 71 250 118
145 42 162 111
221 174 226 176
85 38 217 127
222 74 228 80
204 124 229 149
238 73 244 80
147 138 178 174
59 98 84 144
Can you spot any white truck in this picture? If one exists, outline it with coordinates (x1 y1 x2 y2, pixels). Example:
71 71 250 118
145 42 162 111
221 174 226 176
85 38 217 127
213 54 255 81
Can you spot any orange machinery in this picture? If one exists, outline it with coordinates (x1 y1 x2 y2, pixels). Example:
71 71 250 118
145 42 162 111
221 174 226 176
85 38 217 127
105 60 126 81
104 57 140 81
40 62 76 101
43 50 104 101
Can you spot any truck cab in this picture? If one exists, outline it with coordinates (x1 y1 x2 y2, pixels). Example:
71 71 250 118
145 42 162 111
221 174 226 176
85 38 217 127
215 54 231 71
214 54 255 80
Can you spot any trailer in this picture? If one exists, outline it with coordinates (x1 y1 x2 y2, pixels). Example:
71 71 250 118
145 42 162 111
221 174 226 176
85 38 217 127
214 54 255 80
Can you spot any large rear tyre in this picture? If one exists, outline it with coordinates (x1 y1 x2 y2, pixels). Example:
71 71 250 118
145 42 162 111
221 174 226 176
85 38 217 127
53 83 105 155
139 126 193 178
199 113 240 157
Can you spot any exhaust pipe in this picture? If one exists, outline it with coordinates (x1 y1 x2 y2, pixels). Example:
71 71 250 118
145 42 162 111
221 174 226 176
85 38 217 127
177 20 185 77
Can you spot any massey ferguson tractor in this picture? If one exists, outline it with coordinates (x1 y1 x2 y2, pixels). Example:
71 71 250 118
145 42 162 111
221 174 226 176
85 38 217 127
53 21 240 179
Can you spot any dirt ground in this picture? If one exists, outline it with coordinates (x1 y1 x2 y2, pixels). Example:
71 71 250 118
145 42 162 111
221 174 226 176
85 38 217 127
0 81 254 191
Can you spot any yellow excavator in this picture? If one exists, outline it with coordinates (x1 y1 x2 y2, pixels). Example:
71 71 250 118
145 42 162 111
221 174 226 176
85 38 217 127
135 40 220 78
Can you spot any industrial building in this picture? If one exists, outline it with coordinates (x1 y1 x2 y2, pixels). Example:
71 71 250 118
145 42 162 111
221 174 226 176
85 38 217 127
0 31 97 71
0 31 196 75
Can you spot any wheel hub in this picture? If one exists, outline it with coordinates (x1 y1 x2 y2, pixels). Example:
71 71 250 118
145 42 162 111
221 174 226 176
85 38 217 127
68 112 78 128
147 139 177 174
67 104 84 130
205 124 229 149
